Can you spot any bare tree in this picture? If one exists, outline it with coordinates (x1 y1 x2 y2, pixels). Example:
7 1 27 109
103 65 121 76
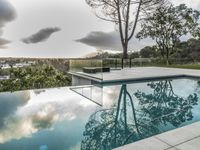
86 0 167 58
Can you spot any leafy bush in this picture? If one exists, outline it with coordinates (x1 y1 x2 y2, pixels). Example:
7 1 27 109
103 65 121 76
0 65 71 92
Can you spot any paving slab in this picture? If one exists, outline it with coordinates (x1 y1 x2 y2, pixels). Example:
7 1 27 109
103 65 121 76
114 122 200 150
175 136 200 150
101 67 200 82
156 122 200 146
114 137 170 150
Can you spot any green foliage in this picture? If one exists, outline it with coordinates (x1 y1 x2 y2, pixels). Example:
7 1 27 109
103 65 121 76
140 46 159 58
0 65 71 92
162 64 200 70
137 4 200 64
175 38 200 61
129 51 140 58
0 68 10 76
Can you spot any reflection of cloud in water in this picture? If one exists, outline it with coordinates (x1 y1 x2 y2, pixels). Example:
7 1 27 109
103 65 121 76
103 85 121 107
0 87 98 144
69 142 81 150
32 104 59 129
0 116 36 143
0 91 30 128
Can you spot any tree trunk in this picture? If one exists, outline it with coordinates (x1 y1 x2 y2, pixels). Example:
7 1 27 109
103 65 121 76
123 44 128 59
166 54 169 65
166 59 169 66
166 48 169 65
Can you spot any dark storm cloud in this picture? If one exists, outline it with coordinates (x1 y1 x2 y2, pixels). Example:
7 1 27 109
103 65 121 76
0 0 16 28
0 0 16 48
21 27 61 44
75 31 122 51
76 31 154 51
0 38 10 48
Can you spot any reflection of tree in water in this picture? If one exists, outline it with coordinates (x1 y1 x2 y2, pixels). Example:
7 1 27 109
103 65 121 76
135 80 198 127
81 84 159 150
196 80 200 93
81 80 199 150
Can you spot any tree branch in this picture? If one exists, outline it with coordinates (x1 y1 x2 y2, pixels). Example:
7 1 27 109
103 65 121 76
128 0 142 41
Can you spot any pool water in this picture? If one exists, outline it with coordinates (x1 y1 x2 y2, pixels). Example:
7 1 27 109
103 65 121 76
0 77 200 150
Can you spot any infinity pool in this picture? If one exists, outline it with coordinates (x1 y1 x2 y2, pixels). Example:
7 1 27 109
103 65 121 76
0 77 200 150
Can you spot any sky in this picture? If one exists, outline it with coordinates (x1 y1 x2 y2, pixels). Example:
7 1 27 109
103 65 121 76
0 0 200 58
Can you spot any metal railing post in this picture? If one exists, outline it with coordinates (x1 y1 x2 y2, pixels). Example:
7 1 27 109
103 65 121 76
129 58 132 68
115 59 117 69
121 58 124 69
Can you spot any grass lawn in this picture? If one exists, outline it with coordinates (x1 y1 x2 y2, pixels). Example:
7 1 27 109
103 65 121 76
160 64 200 70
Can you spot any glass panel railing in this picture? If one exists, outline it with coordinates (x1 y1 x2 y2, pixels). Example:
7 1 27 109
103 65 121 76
70 85 103 106
69 59 103 72
69 59 104 105
69 59 104 83
102 58 122 69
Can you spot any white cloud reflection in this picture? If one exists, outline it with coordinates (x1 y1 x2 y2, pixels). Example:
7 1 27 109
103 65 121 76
0 87 98 144
1 78 199 146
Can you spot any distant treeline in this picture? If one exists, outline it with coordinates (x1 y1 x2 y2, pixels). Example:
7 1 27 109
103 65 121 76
87 38 200 63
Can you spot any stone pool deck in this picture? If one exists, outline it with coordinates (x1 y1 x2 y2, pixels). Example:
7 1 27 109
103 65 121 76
70 67 200 84
115 121 200 150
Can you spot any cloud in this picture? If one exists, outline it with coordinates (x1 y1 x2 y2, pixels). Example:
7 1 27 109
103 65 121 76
32 104 59 129
76 31 123 51
0 91 30 128
76 31 154 52
0 0 16 48
0 104 58 144
0 38 10 49
0 0 16 28
21 27 61 44
69 142 81 150
0 88 98 144
172 0 200 10
0 92 30 144
0 116 35 144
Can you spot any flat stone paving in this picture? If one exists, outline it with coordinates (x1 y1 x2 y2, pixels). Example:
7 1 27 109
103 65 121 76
114 121 200 150
76 67 200 82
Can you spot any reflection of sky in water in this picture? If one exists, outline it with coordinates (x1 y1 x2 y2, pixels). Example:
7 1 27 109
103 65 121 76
0 87 100 150
0 78 200 150
39 145 48 150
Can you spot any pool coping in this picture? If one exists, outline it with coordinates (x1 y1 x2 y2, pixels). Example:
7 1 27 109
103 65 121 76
100 74 200 84
69 67 200 84
70 71 200 84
